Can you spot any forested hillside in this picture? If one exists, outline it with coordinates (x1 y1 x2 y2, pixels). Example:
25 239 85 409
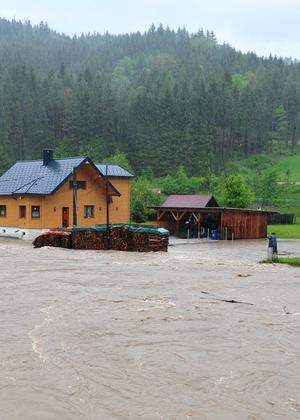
0 18 299 176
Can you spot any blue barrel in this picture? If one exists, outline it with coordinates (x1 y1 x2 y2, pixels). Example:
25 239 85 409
211 230 219 240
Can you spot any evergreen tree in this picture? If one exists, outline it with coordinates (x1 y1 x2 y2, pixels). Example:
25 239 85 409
274 105 289 151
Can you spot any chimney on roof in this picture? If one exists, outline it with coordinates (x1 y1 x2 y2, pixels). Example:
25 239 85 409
43 149 53 166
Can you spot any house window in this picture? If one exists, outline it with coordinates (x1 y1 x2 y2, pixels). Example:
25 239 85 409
0 205 6 217
69 181 86 190
31 206 40 218
19 205 26 218
84 205 94 218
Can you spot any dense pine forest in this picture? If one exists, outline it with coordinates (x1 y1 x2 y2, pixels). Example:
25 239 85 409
0 18 299 178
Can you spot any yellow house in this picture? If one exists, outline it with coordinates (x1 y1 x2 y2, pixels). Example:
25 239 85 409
0 150 133 239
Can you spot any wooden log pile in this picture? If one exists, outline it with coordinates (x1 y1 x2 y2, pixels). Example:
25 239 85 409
33 225 169 252
109 225 133 251
33 230 72 248
72 229 107 250
107 226 169 252
145 233 169 252
72 225 169 252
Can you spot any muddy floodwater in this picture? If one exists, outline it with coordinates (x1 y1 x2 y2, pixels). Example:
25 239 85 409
0 238 300 420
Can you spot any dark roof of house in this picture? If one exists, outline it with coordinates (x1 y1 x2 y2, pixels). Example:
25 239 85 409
0 157 126 196
160 194 218 208
96 164 133 178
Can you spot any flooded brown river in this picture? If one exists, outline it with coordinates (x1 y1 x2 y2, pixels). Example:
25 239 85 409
0 238 300 420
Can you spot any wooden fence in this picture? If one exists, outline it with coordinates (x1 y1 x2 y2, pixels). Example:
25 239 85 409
267 213 295 225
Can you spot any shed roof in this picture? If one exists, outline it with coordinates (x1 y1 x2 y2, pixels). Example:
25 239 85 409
0 157 123 196
161 194 218 209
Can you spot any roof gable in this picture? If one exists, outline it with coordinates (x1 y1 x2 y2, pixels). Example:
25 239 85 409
161 194 219 208
96 164 133 178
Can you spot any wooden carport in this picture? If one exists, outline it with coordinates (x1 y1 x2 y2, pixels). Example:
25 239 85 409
156 207 203 237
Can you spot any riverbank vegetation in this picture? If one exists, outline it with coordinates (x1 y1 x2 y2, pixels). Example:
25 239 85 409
262 257 300 267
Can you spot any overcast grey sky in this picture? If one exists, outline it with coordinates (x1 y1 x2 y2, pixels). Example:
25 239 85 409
1 0 300 58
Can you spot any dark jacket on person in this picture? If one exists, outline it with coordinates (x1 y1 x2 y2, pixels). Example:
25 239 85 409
268 234 278 253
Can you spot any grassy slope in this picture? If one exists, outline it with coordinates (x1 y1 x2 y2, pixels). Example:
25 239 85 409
230 152 300 217
271 154 300 216
271 154 300 181
267 155 300 218
276 185 300 216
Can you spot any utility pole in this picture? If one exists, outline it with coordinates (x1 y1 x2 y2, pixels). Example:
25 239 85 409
105 164 110 249
72 167 78 226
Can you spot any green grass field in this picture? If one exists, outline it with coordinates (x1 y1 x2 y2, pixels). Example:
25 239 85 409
268 218 300 239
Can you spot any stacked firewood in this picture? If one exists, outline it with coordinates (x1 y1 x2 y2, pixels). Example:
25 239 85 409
109 225 169 252
72 229 108 250
145 233 169 252
128 231 168 252
33 230 72 249
109 225 133 251
33 225 169 252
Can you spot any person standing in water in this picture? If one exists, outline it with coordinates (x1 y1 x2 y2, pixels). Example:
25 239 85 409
268 232 278 258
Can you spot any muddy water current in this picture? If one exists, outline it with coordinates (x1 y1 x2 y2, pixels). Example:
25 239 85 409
0 238 300 419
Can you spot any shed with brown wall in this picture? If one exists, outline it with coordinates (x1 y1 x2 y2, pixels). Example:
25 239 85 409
221 209 267 239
